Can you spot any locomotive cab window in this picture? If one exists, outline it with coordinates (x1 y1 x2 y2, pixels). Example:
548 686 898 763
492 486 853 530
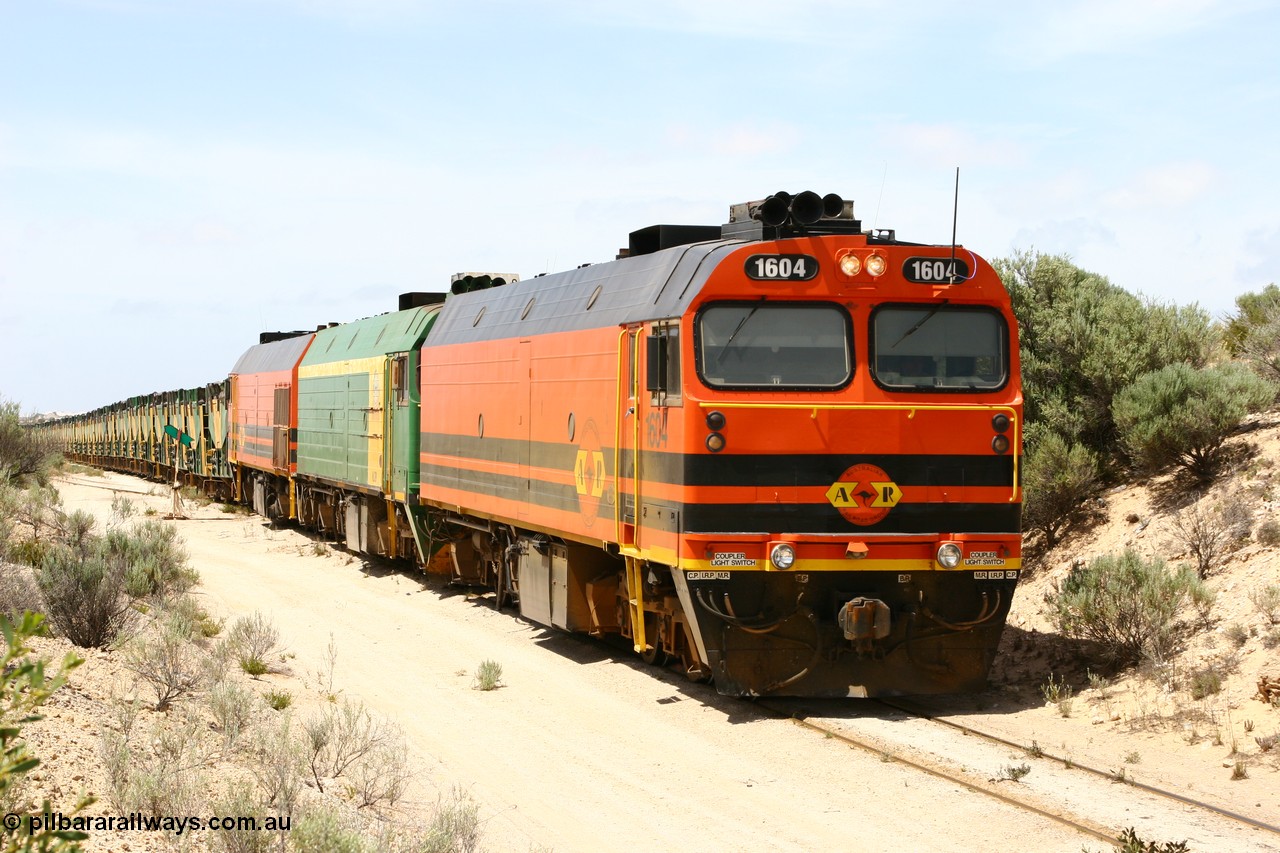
391 355 409 405
646 322 681 406
696 302 852 389
871 304 1007 391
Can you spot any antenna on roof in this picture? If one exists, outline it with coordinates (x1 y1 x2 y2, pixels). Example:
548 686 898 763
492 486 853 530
948 167 960 284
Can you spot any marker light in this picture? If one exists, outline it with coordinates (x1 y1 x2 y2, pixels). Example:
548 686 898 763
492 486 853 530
865 254 887 277
991 434 1010 454
839 254 862 277
769 543 796 569
936 543 962 568
992 413 1010 433
706 410 726 431
706 433 726 452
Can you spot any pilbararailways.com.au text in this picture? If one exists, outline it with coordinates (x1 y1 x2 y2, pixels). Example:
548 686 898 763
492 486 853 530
4 811 292 836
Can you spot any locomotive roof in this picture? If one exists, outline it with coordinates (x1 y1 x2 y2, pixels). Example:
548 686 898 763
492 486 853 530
425 238 746 346
229 332 315 375
301 303 439 365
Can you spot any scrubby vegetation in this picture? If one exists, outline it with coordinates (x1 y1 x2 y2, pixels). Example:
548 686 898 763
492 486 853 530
1113 362 1275 482
0 398 57 486
1045 549 1211 667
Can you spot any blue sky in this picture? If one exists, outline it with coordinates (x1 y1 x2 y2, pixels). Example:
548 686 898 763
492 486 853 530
2 0 1277 413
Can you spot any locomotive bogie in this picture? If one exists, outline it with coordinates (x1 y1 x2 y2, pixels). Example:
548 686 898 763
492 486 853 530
677 567 1018 697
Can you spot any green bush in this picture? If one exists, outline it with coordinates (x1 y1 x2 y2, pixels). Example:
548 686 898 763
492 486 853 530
472 659 503 691
106 521 197 601
1021 431 1098 548
1046 549 1208 665
1224 283 1280 381
290 805 366 853
37 542 135 649
227 611 282 677
1113 362 1276 482
0 399 56 485
1189 667 1222 699
995 252 1213 457
0 612 93 851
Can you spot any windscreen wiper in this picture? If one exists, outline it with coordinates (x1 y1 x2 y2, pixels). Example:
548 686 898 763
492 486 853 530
891 299 949 349
717 297 767 365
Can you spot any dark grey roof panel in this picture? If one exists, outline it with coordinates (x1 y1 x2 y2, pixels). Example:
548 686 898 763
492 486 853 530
425 239 745 347
230 333 315 375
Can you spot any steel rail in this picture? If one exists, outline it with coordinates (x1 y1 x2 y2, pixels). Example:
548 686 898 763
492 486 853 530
755 699 1116 845
878 696 1280 840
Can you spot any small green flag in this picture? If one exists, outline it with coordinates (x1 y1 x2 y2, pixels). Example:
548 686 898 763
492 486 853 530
164 424 194 446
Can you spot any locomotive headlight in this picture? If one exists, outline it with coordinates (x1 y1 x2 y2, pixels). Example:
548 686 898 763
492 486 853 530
865 254 887 277
769 543 796 570
839 253 862 277
936 542 962 568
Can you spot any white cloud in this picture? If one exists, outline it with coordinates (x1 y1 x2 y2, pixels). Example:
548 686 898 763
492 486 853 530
1101 161 1216 209
874 121 1028 169
998 0 1264 63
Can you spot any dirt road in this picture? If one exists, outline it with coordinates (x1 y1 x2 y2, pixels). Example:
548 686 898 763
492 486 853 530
44 473 1200 851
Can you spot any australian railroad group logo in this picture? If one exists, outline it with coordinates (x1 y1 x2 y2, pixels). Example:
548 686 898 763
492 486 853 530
825 463 902 526
573 418 607 527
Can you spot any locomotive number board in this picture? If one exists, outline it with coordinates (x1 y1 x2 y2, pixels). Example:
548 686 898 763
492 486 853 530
903 256 970 283
745 254 818 281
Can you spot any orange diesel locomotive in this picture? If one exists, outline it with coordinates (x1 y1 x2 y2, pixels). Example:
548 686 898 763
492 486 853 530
418 192 1022 697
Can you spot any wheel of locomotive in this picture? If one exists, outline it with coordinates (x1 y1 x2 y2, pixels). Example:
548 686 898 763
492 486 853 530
639 612 670 666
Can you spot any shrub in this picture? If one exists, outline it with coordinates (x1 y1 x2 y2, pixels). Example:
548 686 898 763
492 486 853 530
247 714 305 814
227 611 282 677
106 711 210 818
264 689 292 711
123 614 204 711
996 252 1213 459
1115 827 1189 853
108 520 197 601
208 784 274 853
37 540 135 648
0 398 57 484
0 562 45 621
420 787 482 853
291 804 367 853
472 659 503 691
1041 672 1074 716
1021 432 1098 548
348 735 413 809
1112 362 1275 482
1046 549 1207 665
1189 667 1222 699
207 679 256 748
1251 584 1280 624
302 698 397 793
1226 623 1250 648
1224 282 1280 380
1171 495 1251 578
1257 518 1280 546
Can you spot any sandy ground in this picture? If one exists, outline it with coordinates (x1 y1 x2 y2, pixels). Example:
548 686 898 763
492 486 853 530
14 441 1280 851
25 472 1087 853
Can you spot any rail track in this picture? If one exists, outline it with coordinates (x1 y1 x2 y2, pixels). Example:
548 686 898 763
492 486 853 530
756 695 1280 851
755 698 1118 846
879 696 1280 840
